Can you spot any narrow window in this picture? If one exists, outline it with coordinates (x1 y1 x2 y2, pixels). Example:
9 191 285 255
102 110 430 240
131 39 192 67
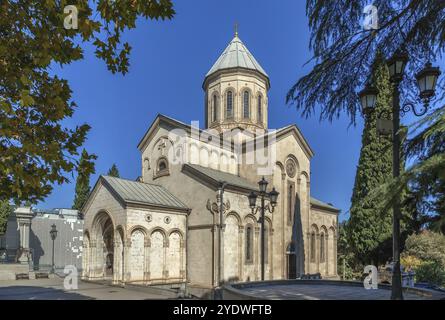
310 232 316 262
257 95 262 123
245 225 253 263
212 94 218 122
226 91 233 119
320 233 325 263
288 184 293 223
243 91 250 119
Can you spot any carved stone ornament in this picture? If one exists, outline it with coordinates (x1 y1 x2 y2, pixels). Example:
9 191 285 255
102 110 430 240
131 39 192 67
286 158 297 178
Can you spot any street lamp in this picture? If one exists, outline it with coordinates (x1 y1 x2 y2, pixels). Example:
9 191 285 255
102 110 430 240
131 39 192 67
359 83 378 115
247 177 279 281
359 53 441 300
416 62 441 103
50 224 58 274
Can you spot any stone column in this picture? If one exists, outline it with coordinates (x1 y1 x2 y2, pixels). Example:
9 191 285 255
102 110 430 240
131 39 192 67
14 207 33 265
238 226 244 281
254 226 260 281
144 237 151 283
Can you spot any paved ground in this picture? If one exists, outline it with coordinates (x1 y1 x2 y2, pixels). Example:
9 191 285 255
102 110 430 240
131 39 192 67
240 283 445 300
0 278 174 300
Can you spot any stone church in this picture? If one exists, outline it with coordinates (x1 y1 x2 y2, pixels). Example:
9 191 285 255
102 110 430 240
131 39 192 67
81 32 339 293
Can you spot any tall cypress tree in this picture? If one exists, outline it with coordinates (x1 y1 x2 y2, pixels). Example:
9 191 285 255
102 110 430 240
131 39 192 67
107 164 120 178
347 53 394 267
72 149 97 211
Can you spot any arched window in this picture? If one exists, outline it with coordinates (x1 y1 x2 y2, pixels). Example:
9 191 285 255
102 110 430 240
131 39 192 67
320 233 325 263
245 224 253 263
158 160 167 171
243 91 250 119
212 94 218 122
257 95 262 123
288 183 294 224
226 91 233 119
310 232 316 263
154 157 169 179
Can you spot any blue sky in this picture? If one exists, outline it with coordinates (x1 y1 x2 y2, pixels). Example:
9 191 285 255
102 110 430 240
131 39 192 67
41 0 371 221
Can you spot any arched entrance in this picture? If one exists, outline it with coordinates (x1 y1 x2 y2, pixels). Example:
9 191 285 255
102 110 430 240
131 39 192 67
91 211 114 280
286 243 297 279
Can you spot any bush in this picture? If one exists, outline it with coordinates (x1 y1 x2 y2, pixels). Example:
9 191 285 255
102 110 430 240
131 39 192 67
415 261 445 286
401 231 445 286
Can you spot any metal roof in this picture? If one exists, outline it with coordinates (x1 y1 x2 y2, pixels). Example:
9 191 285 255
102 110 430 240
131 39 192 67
206 35 268 78
183 165 339 212
184 164 258 190
310 197 340 212
101 176 188 210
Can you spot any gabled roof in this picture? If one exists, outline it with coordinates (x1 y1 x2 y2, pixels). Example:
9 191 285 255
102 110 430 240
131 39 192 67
310 197 340 213
205 35 268 79
91 175 189 212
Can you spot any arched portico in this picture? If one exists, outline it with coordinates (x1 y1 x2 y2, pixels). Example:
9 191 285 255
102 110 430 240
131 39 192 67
89 210 115 280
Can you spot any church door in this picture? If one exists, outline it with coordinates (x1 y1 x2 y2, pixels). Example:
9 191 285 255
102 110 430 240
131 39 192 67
286 243 297 279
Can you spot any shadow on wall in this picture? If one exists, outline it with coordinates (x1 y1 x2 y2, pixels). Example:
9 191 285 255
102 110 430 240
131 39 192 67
29 229 44 270
291 194 305 278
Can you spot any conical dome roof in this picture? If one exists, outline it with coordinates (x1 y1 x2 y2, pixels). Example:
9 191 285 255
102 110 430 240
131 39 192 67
205 34 268 78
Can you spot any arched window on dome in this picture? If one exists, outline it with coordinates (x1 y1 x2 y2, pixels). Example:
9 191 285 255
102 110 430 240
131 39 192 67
226 91 233 119
257 95 262 124
243 91 250 119
212 94 218 122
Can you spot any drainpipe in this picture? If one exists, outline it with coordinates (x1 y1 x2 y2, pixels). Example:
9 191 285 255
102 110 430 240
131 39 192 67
218 181 227 287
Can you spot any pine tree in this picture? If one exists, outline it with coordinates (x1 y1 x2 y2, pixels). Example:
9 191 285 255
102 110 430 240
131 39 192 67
72 149 97 211
107 164 120 178
347 53 394 267
0 200 12 235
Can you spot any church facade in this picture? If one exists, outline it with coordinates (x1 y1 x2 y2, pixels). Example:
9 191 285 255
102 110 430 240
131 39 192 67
81 33 340 292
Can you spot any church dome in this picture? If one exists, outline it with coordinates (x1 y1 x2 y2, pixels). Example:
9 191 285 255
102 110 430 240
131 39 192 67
205 34 269 81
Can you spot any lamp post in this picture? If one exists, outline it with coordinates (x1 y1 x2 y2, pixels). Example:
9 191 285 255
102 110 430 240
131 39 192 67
359 54 440 300
247 177 279 281
50 224 58 274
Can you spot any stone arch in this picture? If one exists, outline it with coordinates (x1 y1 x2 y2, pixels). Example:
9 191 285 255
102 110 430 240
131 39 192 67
224 212 241 283
189 142 200 164
167 229 183 280
90 210 115 279
319 226 327 269
225 211 242 227
300 171 310 183
275 161 284 174
243 214 258 226
208 149 219 170
129 228 146 282
149 228 167 281
199 146 210 167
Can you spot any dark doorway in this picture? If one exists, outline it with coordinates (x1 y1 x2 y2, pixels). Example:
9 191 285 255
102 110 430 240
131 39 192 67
287 243 297 279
